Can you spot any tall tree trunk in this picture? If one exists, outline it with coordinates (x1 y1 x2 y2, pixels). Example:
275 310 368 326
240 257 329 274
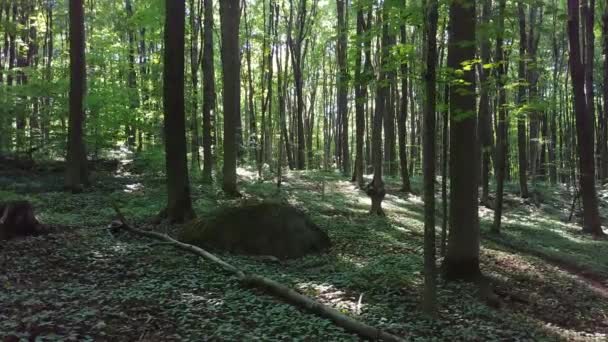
288 0 308 170
567 0 604 236
243 1 258 168
602 0 608 182
353 6 367 188
202 0 216 183
443 0 481 281
162 0 195 222
517 1 530 198
125 0 138 149
65 0 89 193
220 0 241 196
189 0 202 172
492 0 507 233
337 0 349 175
398 24 412 193
367 9 387 216
383 29 397 177
422 0 439 315
478 0 492 206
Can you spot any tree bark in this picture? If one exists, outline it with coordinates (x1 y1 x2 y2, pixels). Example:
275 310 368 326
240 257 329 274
492 0 507 234
422 0 438 315
567 0 604 236
162 0 195 222
367 10 387 216
202 0 216 184
478 0 492 206
336 0 349 175
353 7 367 188
517 1 530 198
602 0 608 182
398 25 412 193
443 0 481 281
220 0 241 196
65 0 89 193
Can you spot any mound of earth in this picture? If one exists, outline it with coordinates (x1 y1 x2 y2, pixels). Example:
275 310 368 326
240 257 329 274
178 203 331 259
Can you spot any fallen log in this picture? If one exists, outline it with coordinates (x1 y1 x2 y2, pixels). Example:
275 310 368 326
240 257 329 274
111 203 404 342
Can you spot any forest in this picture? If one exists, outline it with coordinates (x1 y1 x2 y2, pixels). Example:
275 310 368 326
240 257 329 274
1 0 608 340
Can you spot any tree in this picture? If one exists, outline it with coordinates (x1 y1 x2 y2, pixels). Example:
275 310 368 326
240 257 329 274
189 0 202 172
492 0 507 234
567 0 604 236
516 1 530 198
125 0 138 148
336 0 349 175
288 0 309 170
202 0 215 184
478 0 493 206
220 0 241 196
162 0 195 222
353 4 367 188
65 0 89 193
422 0 438 314
443 0 481 280
602 0 608 181
398 22 412 193
366 7 388 216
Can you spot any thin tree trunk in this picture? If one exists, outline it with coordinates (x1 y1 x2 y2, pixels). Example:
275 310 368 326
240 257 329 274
202 0 215 183
492 0 507 234
398 24 412 193
517 1 530 198
422 0 439 315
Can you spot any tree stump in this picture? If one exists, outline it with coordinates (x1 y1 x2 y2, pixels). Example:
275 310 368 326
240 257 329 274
0 201 47 240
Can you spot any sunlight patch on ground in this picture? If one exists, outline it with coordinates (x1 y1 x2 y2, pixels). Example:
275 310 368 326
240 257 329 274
296 282 362 315
124 182 144 193
543 324 608 341
180 292 224 306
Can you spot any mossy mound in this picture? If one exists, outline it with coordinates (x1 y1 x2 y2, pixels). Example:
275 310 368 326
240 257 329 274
178 203 331 259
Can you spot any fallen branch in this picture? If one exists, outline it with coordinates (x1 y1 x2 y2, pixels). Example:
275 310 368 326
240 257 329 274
111 203 404 342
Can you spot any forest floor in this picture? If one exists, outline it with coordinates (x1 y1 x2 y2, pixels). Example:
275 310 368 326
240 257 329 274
2 151 608 341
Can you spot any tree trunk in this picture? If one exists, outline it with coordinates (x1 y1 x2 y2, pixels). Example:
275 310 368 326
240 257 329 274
478 0 492 206
125 0 138 148
337 0 349 175
65 0 89 193
162 0 195 222
220 0 241 196
288 0 308 170
398 25 412 193
443 0 481 281
567 0 604 236
367 11 387 216
602 0 608 182
202 0 216 184
492 0 507 234
517 1 530 198
353 8 367 188
422 0 438 315
188 0 202 172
